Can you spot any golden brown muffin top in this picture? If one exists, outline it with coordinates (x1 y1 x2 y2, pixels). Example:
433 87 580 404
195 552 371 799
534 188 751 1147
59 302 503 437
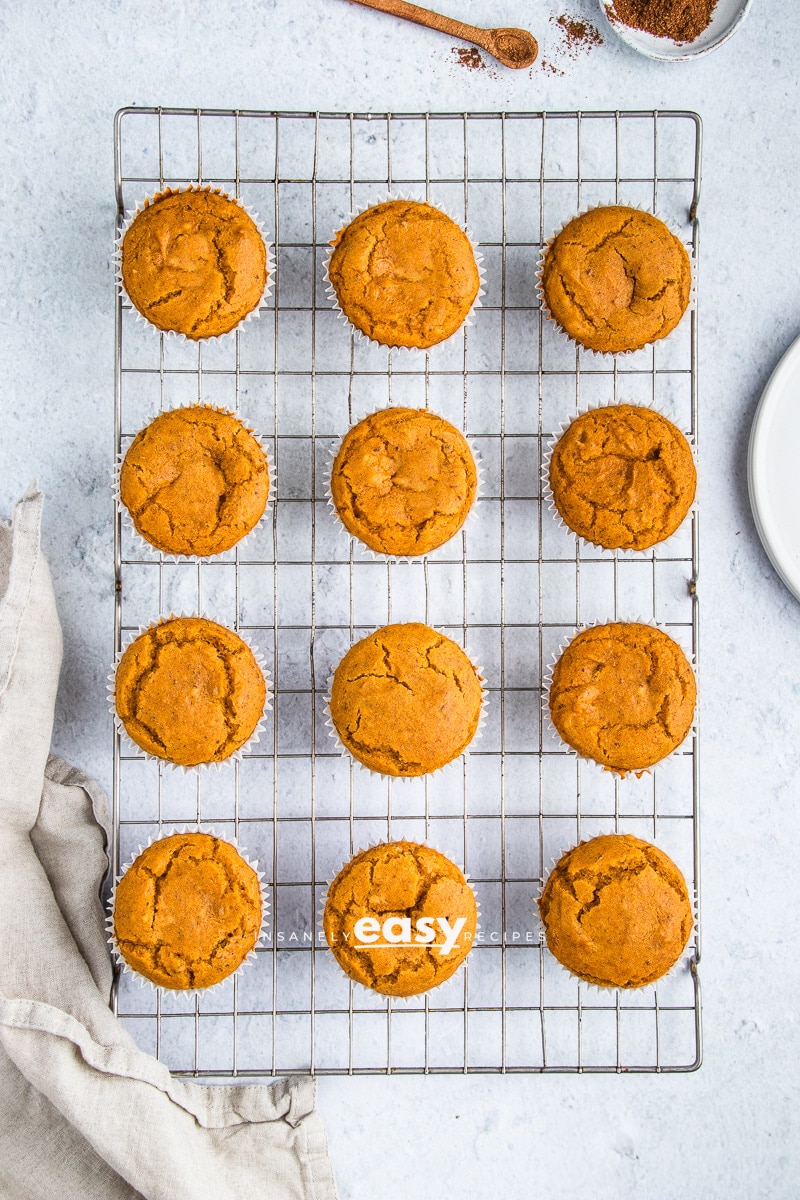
323 841 477 996
328 200 480 349
330 407 477 556
329 622 483 777
113 832 262 989
549 404 696 551
120 406 270 557
115 617 266 767
541 206 691 354
549 622 695 774
121 188 267 340
538 834 693 988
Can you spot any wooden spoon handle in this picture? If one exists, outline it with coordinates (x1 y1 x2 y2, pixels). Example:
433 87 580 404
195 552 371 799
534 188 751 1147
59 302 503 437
344 0 490 49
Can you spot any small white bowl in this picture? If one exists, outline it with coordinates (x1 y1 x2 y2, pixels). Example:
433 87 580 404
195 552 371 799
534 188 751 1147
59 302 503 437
749 330 800 607
598 0 752 60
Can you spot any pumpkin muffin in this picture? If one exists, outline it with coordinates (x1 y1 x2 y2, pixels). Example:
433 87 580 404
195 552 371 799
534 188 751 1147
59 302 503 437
327 200 480 349
549 622 695 774
538 834 693 989
120 187 268 339
541 206 691 354
323 842 477 997
119 406 270 557
330 407 478 556
549 404 696 550
115 617 267 767
329 622 483 777
113 832 262 989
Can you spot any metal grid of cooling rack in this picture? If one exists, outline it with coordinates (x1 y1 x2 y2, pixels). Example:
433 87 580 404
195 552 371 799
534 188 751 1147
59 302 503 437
112 108 702 1076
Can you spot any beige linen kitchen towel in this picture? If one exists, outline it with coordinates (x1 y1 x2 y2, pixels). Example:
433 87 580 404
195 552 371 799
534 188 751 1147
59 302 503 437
0 487 338 1200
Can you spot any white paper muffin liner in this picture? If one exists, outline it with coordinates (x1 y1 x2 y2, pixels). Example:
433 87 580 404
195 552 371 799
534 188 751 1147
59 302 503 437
115 402 275 564
323 194 485 357
324 624 488 782
542 400 697 557
536 830 699 993
115 184 275 344
318 838 480 1005
536 203 696 360
109 613 272 774
543 618 697 779
324 406 484 564
108 825 269 997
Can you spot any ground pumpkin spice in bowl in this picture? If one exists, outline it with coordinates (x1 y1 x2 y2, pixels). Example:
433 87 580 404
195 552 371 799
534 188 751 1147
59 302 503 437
605 0 719 44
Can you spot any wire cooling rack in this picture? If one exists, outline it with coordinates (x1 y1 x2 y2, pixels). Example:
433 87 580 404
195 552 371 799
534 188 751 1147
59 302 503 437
112 108 702 1075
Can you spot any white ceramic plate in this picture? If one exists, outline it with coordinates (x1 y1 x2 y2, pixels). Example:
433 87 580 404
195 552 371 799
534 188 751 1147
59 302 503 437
598 0 752 60
749 332 800 603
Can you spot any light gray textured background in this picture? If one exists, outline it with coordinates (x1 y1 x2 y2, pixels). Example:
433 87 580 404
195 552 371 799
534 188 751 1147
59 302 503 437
1 1 798 1197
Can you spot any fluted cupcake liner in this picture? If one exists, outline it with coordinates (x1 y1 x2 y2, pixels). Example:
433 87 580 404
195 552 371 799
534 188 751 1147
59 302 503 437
114 184 275 344
317 838 481 1007
323 625 488 783
109 612 272 774
107 824 269 998
536 203 696 361
114 402 275 564
541 399 698 558
542 618 698 780
323 194 486 357
324 406 484 565
536 830 699 994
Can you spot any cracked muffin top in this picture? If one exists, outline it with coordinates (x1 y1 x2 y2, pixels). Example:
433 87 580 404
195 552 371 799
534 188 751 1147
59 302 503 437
538 834 693 988
115 617 267 767
541 206 691 354
119 406 270 557
327 200 480 349
329 622 483 777
549 622 695 774
113 832 262 989
121 187 268 340
330 407 477 556
549 404 696 551
323 842 477 996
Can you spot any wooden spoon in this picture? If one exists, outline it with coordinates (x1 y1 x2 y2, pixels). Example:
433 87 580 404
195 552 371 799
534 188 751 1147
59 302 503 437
344 0 539 69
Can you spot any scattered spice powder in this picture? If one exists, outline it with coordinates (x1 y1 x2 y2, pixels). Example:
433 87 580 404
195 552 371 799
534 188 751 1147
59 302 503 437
555 14 604 56
542 11 604 69
609 0 718 43
452 46 486 70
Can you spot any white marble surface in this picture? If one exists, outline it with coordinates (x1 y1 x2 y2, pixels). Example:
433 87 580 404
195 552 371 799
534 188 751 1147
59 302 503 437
1 1 799 1196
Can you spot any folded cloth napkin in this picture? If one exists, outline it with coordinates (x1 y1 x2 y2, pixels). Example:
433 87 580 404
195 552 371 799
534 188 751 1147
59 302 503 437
0 488 338 1200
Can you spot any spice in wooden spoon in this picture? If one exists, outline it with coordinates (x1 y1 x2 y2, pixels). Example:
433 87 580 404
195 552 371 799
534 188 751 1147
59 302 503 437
344 0 538 69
